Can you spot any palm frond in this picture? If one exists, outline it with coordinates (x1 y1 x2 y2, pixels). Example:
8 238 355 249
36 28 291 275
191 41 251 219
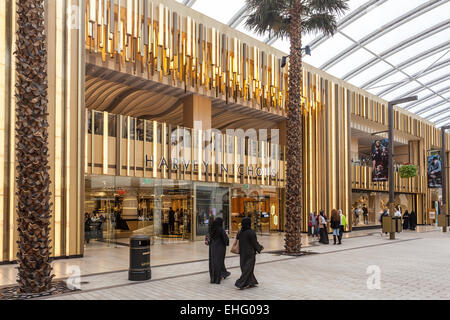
244 0 349 39
244 0 291 39
302 13 338 36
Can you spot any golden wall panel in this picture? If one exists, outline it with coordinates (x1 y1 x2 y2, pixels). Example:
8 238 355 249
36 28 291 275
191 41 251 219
85 0 288 114
86 110 284 188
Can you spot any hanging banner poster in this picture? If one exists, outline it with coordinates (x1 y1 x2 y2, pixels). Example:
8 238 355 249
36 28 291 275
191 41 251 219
427 155 442 188
371 139 389 182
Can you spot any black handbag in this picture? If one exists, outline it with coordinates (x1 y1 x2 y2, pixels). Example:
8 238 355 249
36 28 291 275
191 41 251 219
205 235 210 246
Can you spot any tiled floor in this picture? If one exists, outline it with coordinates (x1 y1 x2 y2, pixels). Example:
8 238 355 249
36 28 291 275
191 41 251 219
42 225 450 300
0 228 381 287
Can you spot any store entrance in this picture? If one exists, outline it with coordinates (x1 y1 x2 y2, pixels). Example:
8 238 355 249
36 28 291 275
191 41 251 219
84 192 118 246
159 187 193 241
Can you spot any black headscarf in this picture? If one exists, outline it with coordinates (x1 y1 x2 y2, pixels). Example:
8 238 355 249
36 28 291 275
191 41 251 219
241 217 252 231
210 217 224 239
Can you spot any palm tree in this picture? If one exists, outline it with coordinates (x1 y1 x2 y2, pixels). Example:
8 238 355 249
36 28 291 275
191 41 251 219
15 0 54 293
244 0 349 254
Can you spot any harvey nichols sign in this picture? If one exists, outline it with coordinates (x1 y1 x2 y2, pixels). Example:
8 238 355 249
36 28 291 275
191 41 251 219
144 123 281 178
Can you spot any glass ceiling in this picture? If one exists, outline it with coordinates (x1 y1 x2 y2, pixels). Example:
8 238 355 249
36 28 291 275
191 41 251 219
177 0 450 127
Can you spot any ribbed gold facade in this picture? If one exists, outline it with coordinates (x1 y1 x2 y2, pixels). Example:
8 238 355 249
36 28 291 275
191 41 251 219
0 0 449 262
85 110 286 186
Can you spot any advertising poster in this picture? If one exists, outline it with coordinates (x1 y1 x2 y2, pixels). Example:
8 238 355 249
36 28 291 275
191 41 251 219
427 155 442 188
371 139 389 182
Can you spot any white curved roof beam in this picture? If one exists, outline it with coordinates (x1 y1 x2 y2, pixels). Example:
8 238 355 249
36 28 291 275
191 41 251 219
182 0 196 7
376 59 450 97
404 86 450 110
339 31 450 109
265 0 388 45
361 41 450 90
416 100 449 116
435 118 450 127
320 0 447 71
423 102 450 120
306 0 388 49
433 112 450 125
228 5 248 28
343 19 450 81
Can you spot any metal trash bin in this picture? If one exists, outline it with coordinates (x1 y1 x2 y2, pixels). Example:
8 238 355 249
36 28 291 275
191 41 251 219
129 235 151 281
382 216 402 233
392 217 402 233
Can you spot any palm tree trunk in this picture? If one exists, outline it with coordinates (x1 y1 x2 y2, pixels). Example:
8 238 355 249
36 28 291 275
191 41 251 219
284 0 303 254
15 0 54 293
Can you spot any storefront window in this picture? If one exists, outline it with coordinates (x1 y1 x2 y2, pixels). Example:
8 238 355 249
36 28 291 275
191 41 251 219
129 118 135 140
87 110 92 134
94 111 103 135
122 117 128 139
145 121 153 142
157 123 162 143
351 191 415 227
84 176 194 247
136 119 144 141
84 175 283 248
231 185 279 234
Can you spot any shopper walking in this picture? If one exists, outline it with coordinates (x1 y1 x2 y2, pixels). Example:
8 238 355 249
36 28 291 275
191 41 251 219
354 207 360 226
318 211 329 244
208 217 230 284
330 209 340 245
235 217 264 290
338 209 347 245
308 212 315 237
314 212 320 239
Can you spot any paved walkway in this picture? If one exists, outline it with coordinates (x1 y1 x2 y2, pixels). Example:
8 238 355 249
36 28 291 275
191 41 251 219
0 228 378 287
39 226 450 300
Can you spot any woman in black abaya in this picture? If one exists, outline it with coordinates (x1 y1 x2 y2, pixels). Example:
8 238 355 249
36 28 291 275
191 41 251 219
209 217 230 284
409 211 417 230
235 217 264 289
